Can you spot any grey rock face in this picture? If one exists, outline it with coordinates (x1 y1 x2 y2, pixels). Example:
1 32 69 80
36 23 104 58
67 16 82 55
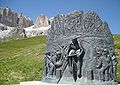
6 27 26 38
0 7 33 28
42 10 118 85
49 17 54 25
0 23 12 40
0 24 8 31
0 23 26 42
34 16 49 28
26 29 43 37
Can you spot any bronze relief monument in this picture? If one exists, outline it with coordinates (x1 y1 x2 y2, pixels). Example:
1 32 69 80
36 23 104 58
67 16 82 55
41 10 118 85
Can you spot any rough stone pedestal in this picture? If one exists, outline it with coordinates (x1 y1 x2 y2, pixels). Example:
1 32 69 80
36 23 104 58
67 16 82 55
20 81 118 85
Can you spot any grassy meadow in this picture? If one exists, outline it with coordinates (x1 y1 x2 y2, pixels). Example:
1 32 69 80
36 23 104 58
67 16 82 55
0 36 46 85
0 35 120 85
114 34 120 83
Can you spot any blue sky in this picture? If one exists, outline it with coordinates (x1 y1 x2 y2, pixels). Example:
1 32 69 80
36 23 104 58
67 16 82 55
0 0 120 34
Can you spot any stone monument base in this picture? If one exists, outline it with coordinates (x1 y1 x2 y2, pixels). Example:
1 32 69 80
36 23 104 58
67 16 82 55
20 81 118 85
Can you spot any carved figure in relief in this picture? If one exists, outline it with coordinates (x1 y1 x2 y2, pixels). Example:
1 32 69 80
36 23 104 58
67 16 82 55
53 38 85 83
67 38 84 79
96 49 112 81
45 52 55 76
111 53 118 81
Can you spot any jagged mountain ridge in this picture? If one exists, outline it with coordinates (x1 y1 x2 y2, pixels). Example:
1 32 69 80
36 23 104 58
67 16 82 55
0 7 51 41
0 7 33 28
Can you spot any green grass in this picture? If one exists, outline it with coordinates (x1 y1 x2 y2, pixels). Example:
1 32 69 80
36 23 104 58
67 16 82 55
113 34 120 83
0 35 120 85
0 36 46 85
114 34 120 49
117 55 120 83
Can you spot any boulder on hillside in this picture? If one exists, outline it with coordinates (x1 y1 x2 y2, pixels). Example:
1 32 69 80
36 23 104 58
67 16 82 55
7 27 26 37
5 27 26 41
0 23 26 42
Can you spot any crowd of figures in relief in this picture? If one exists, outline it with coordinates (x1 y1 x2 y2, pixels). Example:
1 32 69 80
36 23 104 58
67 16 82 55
44 38 118 83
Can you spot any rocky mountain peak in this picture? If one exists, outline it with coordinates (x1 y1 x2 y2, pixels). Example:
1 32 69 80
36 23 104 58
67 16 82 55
34 15 49 28
0 7 33 28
